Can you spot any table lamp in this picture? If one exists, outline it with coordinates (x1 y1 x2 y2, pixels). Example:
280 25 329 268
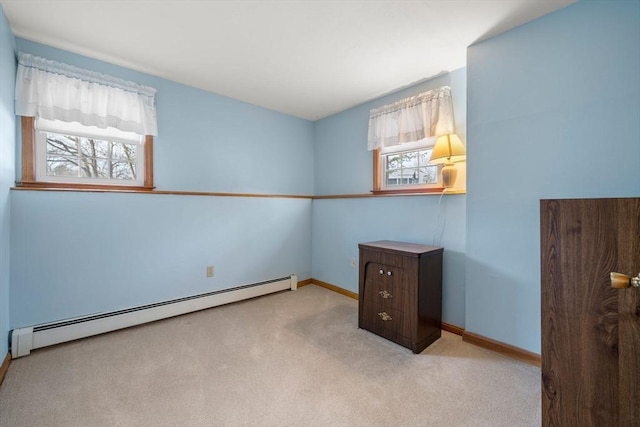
429 134 466 188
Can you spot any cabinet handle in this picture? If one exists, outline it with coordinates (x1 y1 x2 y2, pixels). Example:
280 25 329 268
379 269 384 275
387 271 392 276
611 272 640 288
378 312 392 321
378 290 392 299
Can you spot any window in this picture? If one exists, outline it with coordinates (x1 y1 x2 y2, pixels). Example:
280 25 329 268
15 52 157 191
373 139 443 194
37 118 144 185
367 87 455 195
21 116 154 190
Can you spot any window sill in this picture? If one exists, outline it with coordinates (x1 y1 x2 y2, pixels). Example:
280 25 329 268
15 181 155 192
313 189 466 199
372 188 446 196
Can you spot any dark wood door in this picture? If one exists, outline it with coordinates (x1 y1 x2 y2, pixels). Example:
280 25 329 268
541 198 640 427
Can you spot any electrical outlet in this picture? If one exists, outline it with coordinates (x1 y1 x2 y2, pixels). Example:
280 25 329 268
350 257 357 268
206 266 214 277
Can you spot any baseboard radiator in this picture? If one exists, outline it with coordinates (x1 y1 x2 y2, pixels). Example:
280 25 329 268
11 275 298 359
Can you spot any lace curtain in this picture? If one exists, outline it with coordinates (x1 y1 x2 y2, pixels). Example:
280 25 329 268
367 86 454 151
15 52 158 136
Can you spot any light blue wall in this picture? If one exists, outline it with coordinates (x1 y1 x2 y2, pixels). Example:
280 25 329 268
0 6 15 358
312 69 467 327
466 0 640 353
10 40 314 328
11 191 311 327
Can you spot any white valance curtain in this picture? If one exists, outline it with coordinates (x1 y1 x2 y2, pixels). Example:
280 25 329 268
367 86 454 151
15 52 158 136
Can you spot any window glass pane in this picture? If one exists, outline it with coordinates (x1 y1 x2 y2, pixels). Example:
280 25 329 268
79 138 109 159
386 154 401 170
382 147 440 189
47 156 79 177
401 152 418 168
46 133 78 156
403 168 420 184
79 158 108 178
419 165 439 184
386 168 401 186
111 161 136 180
111 142 137 162
42 129 140 183
418 150 432 166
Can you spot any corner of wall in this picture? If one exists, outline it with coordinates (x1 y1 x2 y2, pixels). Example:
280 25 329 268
0 3 17 359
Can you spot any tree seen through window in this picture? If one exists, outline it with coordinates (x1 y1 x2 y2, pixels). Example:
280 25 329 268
45 132 137 181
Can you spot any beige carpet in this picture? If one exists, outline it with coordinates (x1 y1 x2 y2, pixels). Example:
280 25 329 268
0 285 541 426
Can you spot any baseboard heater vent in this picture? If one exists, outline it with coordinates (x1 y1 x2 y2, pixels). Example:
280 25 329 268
11 274 297 359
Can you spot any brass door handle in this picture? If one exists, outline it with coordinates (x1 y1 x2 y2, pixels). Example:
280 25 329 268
610 272 640 289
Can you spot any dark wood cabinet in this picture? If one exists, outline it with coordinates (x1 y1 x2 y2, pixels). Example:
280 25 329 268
358 240 443 353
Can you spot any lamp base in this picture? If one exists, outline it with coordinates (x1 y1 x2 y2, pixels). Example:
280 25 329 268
441 162 458 188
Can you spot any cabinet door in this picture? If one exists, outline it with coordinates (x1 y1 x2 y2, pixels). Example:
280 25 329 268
541 198 640 426
372 263 409 311
361 260 411 344
360 261 389 331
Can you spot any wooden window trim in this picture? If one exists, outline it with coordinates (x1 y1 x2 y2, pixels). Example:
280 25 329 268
21 116 36 182
144 135 153 188
372 148 382 192
18 116 154 191
372 148 445 195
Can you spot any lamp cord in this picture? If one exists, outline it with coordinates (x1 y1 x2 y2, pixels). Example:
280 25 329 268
432 188 448 247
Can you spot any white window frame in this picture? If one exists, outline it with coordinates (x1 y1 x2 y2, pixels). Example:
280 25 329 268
34 118 145 187
377 138 442 192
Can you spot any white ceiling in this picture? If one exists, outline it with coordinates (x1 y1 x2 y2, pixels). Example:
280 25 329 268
1 0 574 120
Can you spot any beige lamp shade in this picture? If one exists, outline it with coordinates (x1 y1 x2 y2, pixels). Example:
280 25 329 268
429 134 466 188
429 134 466 164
